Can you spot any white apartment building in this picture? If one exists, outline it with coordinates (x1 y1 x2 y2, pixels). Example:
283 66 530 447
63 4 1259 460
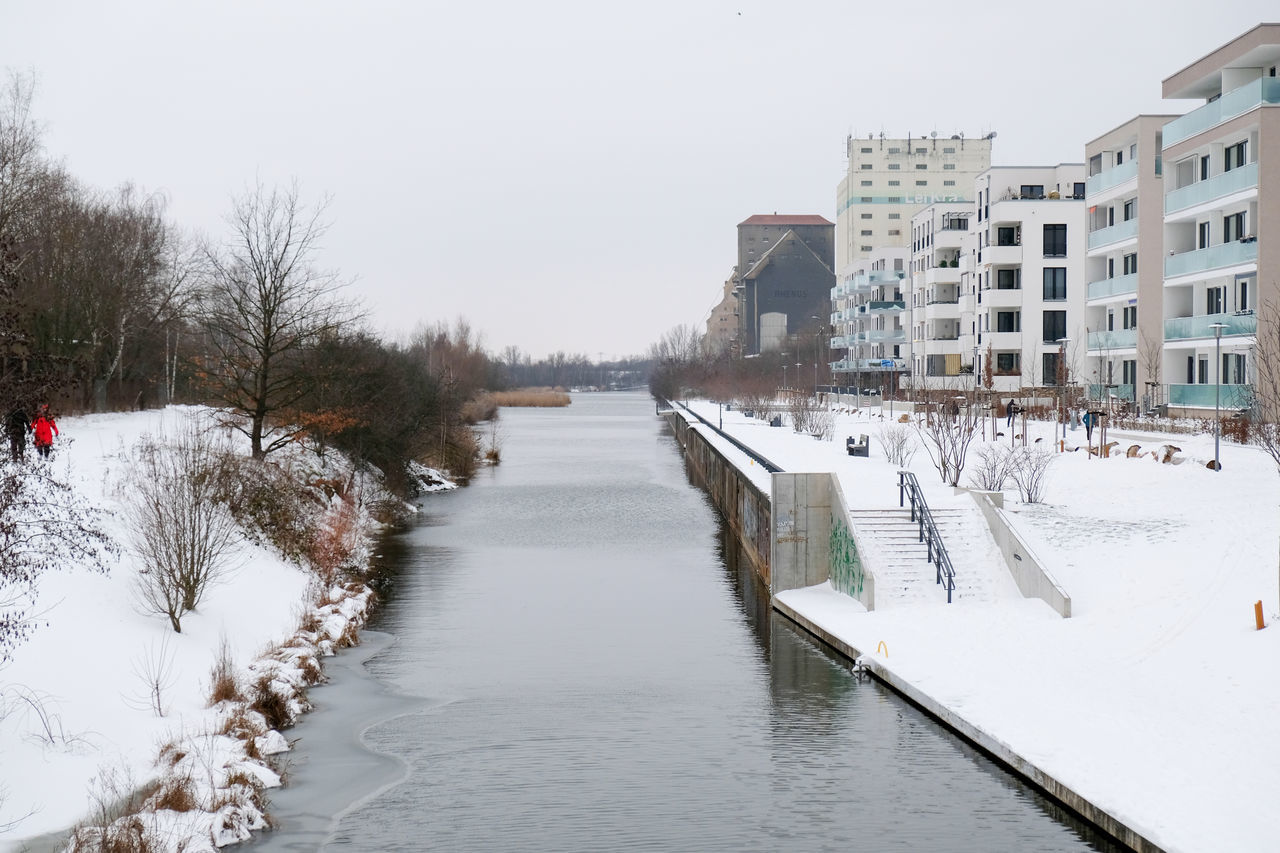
1084 116 1177 413
967 165 1089 395
835 133 992 273
1159 24 1280 416
907 203 971 388
830 248 908 393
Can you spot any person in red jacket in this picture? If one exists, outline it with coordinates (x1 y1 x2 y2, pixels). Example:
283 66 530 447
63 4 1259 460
31 406 58 459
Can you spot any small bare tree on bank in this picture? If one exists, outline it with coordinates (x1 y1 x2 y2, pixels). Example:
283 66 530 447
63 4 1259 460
877 422 918 467
126 423 239 633
788 393 834 439
914 385 982 486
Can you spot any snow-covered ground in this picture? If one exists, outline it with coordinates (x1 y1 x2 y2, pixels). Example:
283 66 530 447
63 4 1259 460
0 407 445 852
680 398 1280 853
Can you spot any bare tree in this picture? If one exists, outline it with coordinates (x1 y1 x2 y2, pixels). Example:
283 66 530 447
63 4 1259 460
1009 446 1055 503
913 385 982 486
199 180 359 458
876 422 918 467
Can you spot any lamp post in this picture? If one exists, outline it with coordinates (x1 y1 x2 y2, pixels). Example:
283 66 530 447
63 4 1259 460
781 352 788 392
1210 322 1227 471
812 315 822 395
1056 336 1071 444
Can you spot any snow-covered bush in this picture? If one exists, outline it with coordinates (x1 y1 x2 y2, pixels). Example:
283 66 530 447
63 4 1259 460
1009 446 1055 503
968 444 1013 492
877 423 918 467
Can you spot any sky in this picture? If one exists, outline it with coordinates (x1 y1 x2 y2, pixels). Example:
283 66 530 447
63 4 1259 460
1 1 1276 360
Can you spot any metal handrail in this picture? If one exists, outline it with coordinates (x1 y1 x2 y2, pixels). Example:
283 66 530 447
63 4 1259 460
897 471 956 603
664 399 785 474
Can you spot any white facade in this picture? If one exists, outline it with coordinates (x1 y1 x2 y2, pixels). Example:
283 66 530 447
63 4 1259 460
907 203 971 389
967 165 1089 395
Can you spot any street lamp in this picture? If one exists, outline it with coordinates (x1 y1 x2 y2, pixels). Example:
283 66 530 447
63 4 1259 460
1057 336 1071 444
1210 322 1227 471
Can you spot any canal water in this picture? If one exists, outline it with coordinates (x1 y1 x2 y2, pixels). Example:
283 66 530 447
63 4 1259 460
258 391 1119 852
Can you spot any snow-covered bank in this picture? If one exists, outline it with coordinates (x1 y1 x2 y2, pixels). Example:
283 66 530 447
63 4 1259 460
678 399 1280 853
0 406 453 852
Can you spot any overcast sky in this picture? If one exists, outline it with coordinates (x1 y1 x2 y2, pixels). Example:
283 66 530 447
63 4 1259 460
1 1 1275 360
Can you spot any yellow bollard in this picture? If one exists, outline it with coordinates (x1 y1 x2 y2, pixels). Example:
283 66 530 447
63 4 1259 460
876 640 888 657
1256 600 1266 630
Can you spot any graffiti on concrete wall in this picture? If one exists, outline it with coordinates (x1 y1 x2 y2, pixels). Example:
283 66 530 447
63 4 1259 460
829 515 865 599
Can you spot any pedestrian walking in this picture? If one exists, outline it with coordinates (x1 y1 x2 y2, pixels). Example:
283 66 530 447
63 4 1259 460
6 407 29 461
1083 410 1094 442
31 405 58 459
1005 398 1017 427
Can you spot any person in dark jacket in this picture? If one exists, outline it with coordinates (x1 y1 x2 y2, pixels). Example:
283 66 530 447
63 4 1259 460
1005 398 1018 427
6 407 29 461
31 406 58 459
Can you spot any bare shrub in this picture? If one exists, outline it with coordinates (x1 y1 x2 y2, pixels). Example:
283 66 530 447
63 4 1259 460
968 444 1014 492
126 423 240 633
126 637 177 717
248 675 292 731
1009 446 1055 503
0 463 114 663
306 497 360 586
876 423 918 467
914 393 982 486
208 635 242 706
216 454 316 562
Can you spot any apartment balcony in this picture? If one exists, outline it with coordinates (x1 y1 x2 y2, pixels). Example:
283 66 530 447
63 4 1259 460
1085 160 1139 199
1164 240 1257 280
1164 311 1256 342
1087 218 1138 251
830 335 856 349
980 287 1023 308
927 330 960 341
1087 273 1138 302
831 358 908 373
1086 329 1138 351
923 301 960 322
1163 77 1280 148
925 266 961 285
1087 383 1136 402
1167 161 1254 217
860 300 906 315
985 244 1022 265
860 329 906 344
1167 383 1253 410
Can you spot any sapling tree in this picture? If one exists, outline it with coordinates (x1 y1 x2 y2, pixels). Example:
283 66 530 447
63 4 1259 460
914 385 982 486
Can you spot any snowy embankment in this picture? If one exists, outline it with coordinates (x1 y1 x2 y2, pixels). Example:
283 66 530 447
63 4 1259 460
0 406 453 853
682 399 1280 853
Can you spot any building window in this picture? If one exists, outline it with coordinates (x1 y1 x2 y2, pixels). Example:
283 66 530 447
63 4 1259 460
996 352 1020 373
1225 140 1247 172
996 226 1018 246
860 229 873 236
1207 285 1226 315
888 180 900 186
915 180 928 186
860 147 873 153
1073 182 1086 199
861 164 873 170
888 213 901 219
888 147 901 154
996 268 1021 289
888 229 900 236
860 245 873 252
1123 253 1137 275
944 180 956 186
943 146 956 154
1021 185 1046 199
915 163 928 170
1224 211 1246 242
1123 305 1137 329
1043 268 1067 300
1198 221 1211 249
1043 352 1061 383
1200 155 1210 181
861 197 873 203
943 163 956 170
1043 224 1067 257
861 213 873 219
997 311 1021 332
888 163 901 170
1123 199 1135 221
860 180 873 186
1042 310 1066 343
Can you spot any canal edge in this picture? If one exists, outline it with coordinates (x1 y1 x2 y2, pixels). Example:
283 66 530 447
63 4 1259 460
771 597 1166 853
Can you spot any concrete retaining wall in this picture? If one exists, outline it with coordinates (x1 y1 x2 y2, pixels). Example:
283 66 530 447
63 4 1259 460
967 490 1072 618
665 412 772 586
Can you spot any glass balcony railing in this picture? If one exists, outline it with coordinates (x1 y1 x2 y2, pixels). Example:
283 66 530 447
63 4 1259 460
1163 311 1257 340
1087 329 1138 350
1163 78 1280 148
862 329 906 343
1087 383 1135 402
1087 273 1138 301
1087 218 1138 250
1165 240 1257 278
1165 162 1258 215
1168 383 1253 409
1085 160 1138 197
861 300 906 314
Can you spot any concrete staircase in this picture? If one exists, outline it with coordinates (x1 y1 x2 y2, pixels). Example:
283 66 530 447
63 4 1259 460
848 506 1008 608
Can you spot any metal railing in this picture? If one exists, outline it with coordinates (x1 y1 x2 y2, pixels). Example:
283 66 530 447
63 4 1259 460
667 399 784 473
897 471 956 603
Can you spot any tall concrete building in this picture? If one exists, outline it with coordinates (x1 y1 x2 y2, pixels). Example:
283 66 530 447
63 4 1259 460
835 133 993 273
1084 116 1177 411
1159 23 1280 416
732 214 834 355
